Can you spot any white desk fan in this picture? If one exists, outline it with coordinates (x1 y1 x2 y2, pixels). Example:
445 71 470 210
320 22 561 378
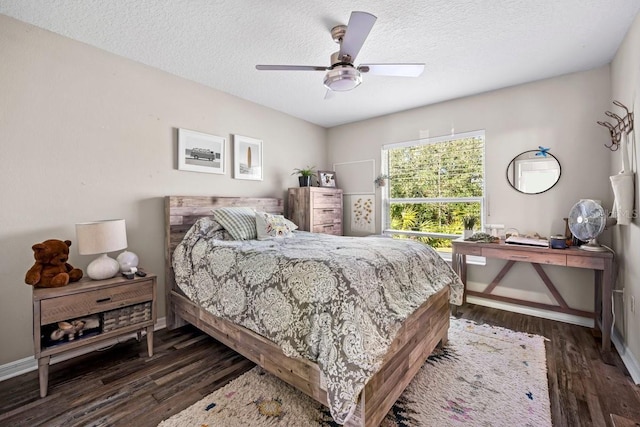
567 199 613 251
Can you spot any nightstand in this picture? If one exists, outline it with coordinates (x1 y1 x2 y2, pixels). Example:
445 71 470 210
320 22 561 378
32 273 157 397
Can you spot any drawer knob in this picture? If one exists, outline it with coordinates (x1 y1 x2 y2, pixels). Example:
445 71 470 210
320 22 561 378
96 297 112 303
511 255 529 259
322 209 334 213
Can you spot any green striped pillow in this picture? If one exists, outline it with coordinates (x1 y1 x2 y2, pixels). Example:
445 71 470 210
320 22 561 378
213 207 257 240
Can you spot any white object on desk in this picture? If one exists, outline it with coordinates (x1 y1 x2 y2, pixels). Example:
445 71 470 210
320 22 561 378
504 235 549 247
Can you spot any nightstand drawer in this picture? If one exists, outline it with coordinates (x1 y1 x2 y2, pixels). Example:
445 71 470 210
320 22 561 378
312 191 342 208
40 280 153 325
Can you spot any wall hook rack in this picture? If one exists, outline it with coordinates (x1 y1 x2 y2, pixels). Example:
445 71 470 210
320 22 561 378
597 100 634 151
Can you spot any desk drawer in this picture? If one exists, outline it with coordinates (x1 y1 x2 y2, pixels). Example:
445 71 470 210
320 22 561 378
40 281 154 325
567 255 605 269
483 248 566 265
455 244 483 256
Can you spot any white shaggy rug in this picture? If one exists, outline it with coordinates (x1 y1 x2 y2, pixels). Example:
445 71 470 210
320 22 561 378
159 318 551 426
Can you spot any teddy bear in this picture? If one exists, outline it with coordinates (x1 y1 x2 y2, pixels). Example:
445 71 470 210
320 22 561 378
25 239 83 288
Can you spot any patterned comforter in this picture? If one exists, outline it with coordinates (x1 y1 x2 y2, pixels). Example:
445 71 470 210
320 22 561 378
172 217 463 424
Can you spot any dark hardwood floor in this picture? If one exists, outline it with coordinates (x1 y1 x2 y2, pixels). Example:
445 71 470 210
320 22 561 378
1 304 639 426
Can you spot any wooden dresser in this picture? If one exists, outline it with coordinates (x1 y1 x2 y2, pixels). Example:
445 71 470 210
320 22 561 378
287 187 343 235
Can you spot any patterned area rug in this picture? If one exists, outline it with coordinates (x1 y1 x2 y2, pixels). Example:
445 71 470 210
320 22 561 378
158 318 551 426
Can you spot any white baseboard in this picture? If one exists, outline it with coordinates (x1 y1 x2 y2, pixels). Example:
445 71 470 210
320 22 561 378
466 295 595 328
0 317 166 383
612 327 640 384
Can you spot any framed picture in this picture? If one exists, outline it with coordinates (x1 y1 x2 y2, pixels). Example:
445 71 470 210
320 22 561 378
233 134 263 181
351 195 375 233
317 170 337 188
178 128 225 174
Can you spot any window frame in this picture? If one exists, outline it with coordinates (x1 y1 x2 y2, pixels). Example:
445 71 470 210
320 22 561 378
381 130 486 253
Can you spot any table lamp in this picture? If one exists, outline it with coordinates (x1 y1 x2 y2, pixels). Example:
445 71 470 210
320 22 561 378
75 219 128 280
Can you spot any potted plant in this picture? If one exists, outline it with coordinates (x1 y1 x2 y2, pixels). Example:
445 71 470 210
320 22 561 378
374 174 389 187
292 166 316 187
462 216 477 239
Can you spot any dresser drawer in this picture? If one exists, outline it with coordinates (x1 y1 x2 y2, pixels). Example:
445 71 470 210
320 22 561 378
313 208 342 225
482 247 566 266
312 191 342 208
40 280 154 325
313 223 342 235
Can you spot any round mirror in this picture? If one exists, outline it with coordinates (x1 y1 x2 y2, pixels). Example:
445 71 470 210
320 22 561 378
506 150 561 194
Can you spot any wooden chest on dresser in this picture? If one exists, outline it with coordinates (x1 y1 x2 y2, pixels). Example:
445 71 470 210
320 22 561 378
287 187 343 235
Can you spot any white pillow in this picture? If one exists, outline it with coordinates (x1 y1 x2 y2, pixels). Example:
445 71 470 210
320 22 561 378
255 211 297 240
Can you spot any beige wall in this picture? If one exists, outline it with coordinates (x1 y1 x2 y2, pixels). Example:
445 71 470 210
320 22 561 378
328 67 612 319
0 15 327 365
610 12 640 376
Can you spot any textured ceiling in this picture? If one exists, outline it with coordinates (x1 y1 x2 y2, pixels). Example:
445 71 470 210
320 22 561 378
1 1 639 128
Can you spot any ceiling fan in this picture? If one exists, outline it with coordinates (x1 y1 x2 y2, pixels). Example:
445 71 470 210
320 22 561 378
256 11 425 93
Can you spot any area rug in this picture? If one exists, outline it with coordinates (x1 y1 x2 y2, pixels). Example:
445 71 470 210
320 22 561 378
159 318 551 426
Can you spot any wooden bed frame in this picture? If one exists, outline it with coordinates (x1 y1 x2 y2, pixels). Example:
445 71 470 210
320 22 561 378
165 195 450 426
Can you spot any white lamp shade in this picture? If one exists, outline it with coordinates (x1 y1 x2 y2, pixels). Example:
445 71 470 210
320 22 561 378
76 219 128 280
75 219 128 255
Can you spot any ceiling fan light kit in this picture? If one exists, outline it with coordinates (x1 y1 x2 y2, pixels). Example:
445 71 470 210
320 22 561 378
324 66 362 91
256 11 424 94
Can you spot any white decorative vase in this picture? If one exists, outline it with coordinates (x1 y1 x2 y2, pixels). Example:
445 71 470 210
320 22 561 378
463 229 474 239
87 254 120 280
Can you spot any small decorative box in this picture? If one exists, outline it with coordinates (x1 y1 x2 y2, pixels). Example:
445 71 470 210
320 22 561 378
549 235 567 249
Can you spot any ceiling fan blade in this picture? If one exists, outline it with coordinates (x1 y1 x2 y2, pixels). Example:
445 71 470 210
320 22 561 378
256 65 329 71
339 11 377 63
358 63 425 77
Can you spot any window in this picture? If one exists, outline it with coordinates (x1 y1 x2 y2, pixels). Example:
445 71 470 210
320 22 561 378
382 130 485 253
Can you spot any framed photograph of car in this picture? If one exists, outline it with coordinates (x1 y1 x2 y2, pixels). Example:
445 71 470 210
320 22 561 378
178 128 226 174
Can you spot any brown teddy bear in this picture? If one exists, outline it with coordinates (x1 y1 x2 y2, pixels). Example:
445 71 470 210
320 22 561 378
25 239 83 288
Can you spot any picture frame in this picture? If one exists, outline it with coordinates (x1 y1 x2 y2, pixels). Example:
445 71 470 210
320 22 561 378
233 134 263 181
178 128 225 174
351 195 376 233
317 170 337 188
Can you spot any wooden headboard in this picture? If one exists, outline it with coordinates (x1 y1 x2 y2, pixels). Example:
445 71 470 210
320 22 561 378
164 195 284 328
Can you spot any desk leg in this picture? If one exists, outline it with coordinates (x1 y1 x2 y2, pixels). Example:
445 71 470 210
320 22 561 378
601 259 613 352
451 251 467 304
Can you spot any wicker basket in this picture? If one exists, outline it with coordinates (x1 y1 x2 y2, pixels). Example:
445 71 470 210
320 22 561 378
102 302 152 332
